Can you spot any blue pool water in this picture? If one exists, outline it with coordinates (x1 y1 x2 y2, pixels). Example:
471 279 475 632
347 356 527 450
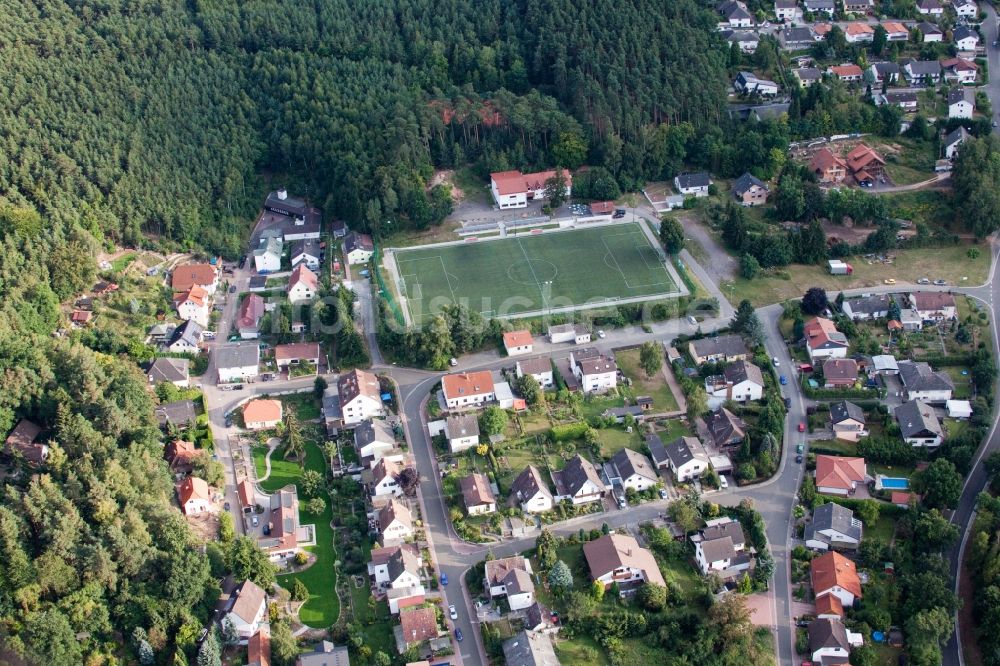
880 477 909 489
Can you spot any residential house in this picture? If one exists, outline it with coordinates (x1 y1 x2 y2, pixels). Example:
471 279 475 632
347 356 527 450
917 21 944 43
703 407 747 449
664 435 710 482
155 400 197 428
894 399 944 446
243 399 283 430
881 21 909 41
502 631 560 666
258 486 309 562
165 319 204 354
811 551 863 606
868 62 900 84
823 358 859 388
949 87 975 118
793 67 823 87
484 556 536 610
954 0 979 19
516 357 554 388
805 503 863 551
264 188 314 221
378 498 413 545
443 413 479 453
223 580 268 639
723 29 760 53
732 173 769 206
339 369 385 426
942 57 979 84
611 448 659 492
355 419 396 461
173 285 209 326
147 321 175 342
717 0 754 28
897 360 954 402
247 627 270 666
571 348 618 393
275 342 321 369
4 420 47 466
215 343 260 383
954 25 980 51
673 172 712 197
645 433 671 471
398 607 439 648
297 642 350 666
441 370 495 409
810 148 848 183
830 400 868 441
784 27 820 48
947 399 973 419
460 473 497 515
904 59 942 83
253 236 283 274
843 0 874 10
844 22 874 43
715 360 765 401
248 276 267 292
871 354 899 375
815 455 868 496
804 317 849 361
775 0 801 21
809 619 854 665
842 293 891 320
489 169 572 209
688 334 748 365
286 264 319 304
584 533 667 594
846 143 886 182
944 126 970 161
548 323 591 344
694 518 751 577
552 454 605 505
804 0 835 16
171 263 219 295
147 357 190 388
372 458 403 498
92 280 119 296
735 71 779 96
879 90 919 111
509 465 555 513
164 439 198 474
290 239 321 270
368 544 422 588
827 64 863 82
503 329 534 356
816 594 846 621
238 294 266 339
343 231 375 265
917 0 943 15
177 476 213 515
909 291 957 321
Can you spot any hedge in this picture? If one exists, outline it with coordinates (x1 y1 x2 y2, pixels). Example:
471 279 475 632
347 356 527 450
550 422 590 442
817 495 907 519
912 354 976 367
800 378 882 401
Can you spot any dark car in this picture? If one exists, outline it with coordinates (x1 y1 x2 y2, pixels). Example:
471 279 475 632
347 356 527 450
229 285 237 294
455 628 463 642
796 455 803 464
238 255 247 269
223 501 230 511
784 397 791 408
613 208 626 219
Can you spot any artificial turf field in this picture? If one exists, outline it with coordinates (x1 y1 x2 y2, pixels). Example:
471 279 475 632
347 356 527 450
392 222 679 323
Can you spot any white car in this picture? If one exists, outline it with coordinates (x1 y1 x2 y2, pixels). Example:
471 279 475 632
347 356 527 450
772 357 780 367
597 330 606 338
449 357 458 367
719 475 729 490
687 316 697 325
449 605 457 620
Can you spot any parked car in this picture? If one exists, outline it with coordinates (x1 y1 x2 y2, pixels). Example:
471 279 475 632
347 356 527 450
772 357 780 367
252 515 259 527
719 475 729 490
449 357 458 367
933 279 947 285
917 277 930 285
659 488 668 499
784 397 791 408
449 605 457 620
203 331 216 340
455 628 463 642
440 573 448 586
238 255 247 269
223 502 230 511
796 455 803 464
779 375 787 385
597 330 606 338
883 278 896 285
613 208 626 219
798 422 805 432
687 316 698 325
796 443 805 454
229 285 237 293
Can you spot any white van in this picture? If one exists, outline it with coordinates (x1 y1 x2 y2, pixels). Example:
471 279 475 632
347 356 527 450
719 475 729 490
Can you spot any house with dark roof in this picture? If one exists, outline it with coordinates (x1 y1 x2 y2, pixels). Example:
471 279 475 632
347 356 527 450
147 357 190 388
610 448 658 492
954 25 979 51
722 29 760 53
215 343 260 383
894 399 944 447
571 348 618 393
674 172 712 197
516 356 554 388
443 413 479 453
645 433 670 470
809 618 853 665
805 502 863 551
803 0 835 15
706 360 764 401
502 630 560 666
909 291 957 321
484 556 535 610
823 358 859 389
344 231 375 266
460 473 497 515
842 294 891 320
784 27 820 48
717 0 754 28
663 436 710 482
830 401 868 441
290 238 321 270
165 319 203 354
949 87 975 119
694 518 751 578
944 126 970 159
868 62 900 84
510 465 554 513
702 407 747 449
687 334 748 365
296 641 350 666
355 419 396 462
732 173 768 206
584 533 667 594
904 58 942 83
155 400 197 428
378 498 413 545
339 369 385 426
552 454 606 504
4 420 47 466
897 360 953 403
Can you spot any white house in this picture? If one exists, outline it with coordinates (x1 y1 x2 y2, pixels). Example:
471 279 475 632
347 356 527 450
253 236 283 274
368 544 422 588
804 317 849 361
548 323 590 345
804 503 863 551
286 264 318 304
571 348 618 393
553 454 605 505
774 0 801 21
898 361 954 403
290 239 321 270
735 71 779 96
343 231 375 265
215 343 260 383
674 172 712 197
441 370 495 409
484 557 536 610
444 413 480 453
242 399 283 430
810 551 862 607
489 170 572 209
509 465 554 513
173 285 210 327
460 472 497 515
223 580 268 639
954 0 979 19
944 126 970 160
694 518 749 576
809 619 854 666
947 399 973 419
705 360 764 402
954 26 980 52
663 436 710 482
917 0 944 15
371 458 403 498
177 476 213 515
355 419 396 461
909 291 957 321
894 399 944 447
584 534 667 594
516 356 554 388
949 88 975 119
147 357 190 388
165 320 203 354
502 329 534 356
377 499 413 545
718 0 754 28
338 369 385 426
611 448 659 492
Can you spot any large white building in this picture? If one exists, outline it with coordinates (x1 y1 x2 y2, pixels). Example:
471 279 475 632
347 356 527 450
338 369 385 426
215 343 260 383
441 371 495 409
571 348 618 393
489 170 572 209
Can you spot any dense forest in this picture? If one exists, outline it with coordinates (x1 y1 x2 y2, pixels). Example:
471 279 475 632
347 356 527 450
0 0 730 256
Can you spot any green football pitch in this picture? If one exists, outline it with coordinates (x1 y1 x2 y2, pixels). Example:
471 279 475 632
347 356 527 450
391 222 679 324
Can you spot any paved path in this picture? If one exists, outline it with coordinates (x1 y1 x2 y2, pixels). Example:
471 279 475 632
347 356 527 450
258 440 279 483
661 361 687 414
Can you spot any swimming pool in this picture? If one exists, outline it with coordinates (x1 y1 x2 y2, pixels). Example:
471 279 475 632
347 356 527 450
875 475 910 491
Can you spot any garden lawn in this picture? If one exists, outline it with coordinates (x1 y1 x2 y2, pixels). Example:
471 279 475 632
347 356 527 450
652 419 693 444
942 366 974 399
281 392 322 421
594 427 642 457
111 252 138 273
350 579 396 657
867 515 896 544
809 439 857 456
554 634 610 666
615 349 680 412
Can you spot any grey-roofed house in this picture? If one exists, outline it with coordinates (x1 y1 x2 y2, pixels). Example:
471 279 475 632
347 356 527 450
147 357 190 388
809 618 852 665
869 61 901 83
694 518 751 578
509 465 554 513
214 343 260 383
732 172 768 206
674 172 712 197
880 90 919 110
830 400 868 441
611 448 658 491
645 433 670 470
502 630 560 666
783 26 819 47
702 407 747 449
842 293 892 320
164 319 203 354
552 454 606 504
897 360 953 402
894 399 944 447
805 502 863 551
723 359 765 401
793 66 823 87
664 436 710 482
803 0 835 15
688 334 748 365
944 126 970 159
296 641 350 666
904 59 942 83
155 400 197 428
354 419 396 462
722 29 760 53
444 413 480 453
949 87 975 118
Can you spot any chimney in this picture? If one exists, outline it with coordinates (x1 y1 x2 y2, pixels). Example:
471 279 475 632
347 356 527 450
277 188 288 200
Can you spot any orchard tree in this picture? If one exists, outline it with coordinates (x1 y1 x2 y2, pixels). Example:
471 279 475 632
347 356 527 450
226 536 277 588
480 406 508 436
637 582 667 611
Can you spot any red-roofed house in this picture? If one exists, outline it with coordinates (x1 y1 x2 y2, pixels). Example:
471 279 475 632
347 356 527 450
247 626 271 666
503 330 534 356
804 317 849 361
4 420 47 466
171 263 219 295
275 342 321 369
442 371 495 409
811 551 863 606
815 455 868 496
490 170 573 209
165 440 198 473
815 591 845 620
174 284 210 326
846 143 886 181
177 476 213 515
287 265 319 304
243 399 284 430
399 606 440 646
892 491 916 508
844 22 874 43
238 294 266 339
810 149 848 183
827 64 863 81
